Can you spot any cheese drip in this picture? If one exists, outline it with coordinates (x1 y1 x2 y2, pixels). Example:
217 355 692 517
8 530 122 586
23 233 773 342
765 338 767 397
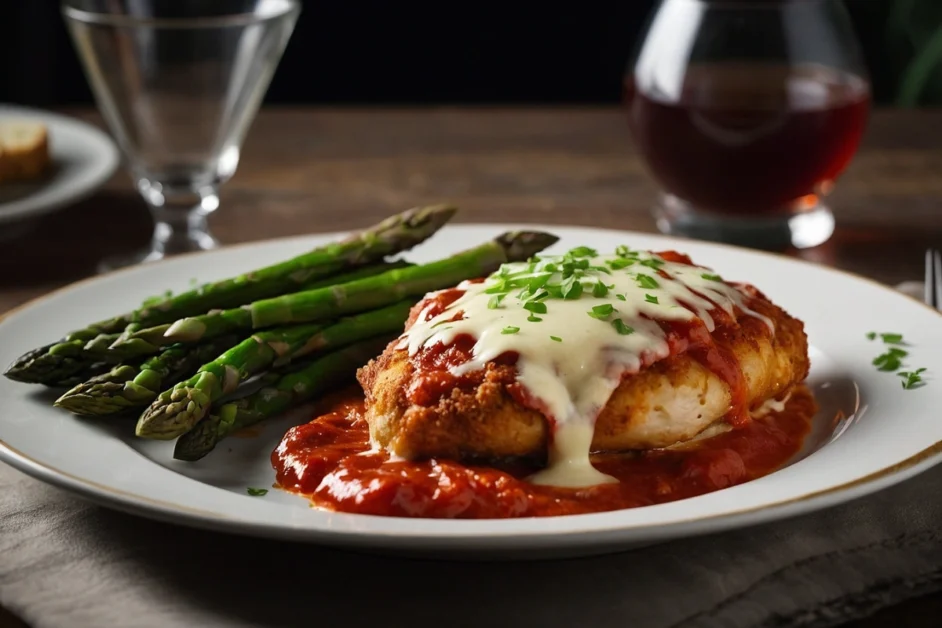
400 248 774 488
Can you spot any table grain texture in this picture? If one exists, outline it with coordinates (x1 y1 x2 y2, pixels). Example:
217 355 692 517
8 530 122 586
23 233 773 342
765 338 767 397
1 107 940 628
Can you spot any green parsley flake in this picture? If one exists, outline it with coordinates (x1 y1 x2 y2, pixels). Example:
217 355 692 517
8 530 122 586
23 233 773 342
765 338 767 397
899 368 927 390
609 258 634 270
880 333 904 345
568 246 598 258
640 258 664 270
612 319 634 335
528 274 552 292
501 326 520 335
589 303 615 319
865 331 876 340
550 335 563 342
615 294 627 301
247 488 268 496
561 277 583 300
528 315 543 322
872 347 908 372
701 273 722 282
593 282 609 298
487 294 504 309
636 274 659 289
524 301 547 314
645 294 659 304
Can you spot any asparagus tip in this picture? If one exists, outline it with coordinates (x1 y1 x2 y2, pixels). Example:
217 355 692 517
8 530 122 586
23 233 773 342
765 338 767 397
406 203 459 230
496 231 561 262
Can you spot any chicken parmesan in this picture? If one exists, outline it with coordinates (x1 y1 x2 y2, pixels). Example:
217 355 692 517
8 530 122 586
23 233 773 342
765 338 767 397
273 245 814 517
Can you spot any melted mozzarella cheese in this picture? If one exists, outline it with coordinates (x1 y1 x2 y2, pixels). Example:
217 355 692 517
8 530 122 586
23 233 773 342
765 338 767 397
400 250 773 488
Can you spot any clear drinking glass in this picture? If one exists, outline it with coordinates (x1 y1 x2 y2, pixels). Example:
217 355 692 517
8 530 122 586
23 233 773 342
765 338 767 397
62 0 299 269
624 0 871 250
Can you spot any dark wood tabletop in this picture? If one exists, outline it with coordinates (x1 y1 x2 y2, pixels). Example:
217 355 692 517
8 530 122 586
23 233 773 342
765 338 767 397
1 107 940 627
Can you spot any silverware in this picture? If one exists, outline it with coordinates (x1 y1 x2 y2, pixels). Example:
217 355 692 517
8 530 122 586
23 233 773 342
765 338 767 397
925 249 942 310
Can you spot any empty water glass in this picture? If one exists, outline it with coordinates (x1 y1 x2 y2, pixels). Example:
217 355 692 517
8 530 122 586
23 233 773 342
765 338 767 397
62 0 300 269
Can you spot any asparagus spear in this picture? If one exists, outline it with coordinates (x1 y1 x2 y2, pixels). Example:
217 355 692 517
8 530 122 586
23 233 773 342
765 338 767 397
6 323 145 387
173 336 393 461
6 261 410 386
114 231 558 358
4 205 454 384
136 301 414 439
54 335 242 416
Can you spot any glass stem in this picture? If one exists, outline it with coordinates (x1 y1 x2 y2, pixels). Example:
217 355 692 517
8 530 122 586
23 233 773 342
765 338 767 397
139 179 220 257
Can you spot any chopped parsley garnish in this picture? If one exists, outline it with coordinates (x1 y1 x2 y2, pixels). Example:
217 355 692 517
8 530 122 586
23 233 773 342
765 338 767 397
479 248 678 339
866 331 905 345
588 303 615 319
612 319 634 335
527 274 552 292
865 331 926 390
561 277 583 300
701 273 722 282
872 347 908 372
247 487 268 496
608 258 634 270
865 332 927 389
568 246 598 258
899 368 927 389
550 335 562 342
636 274 659 289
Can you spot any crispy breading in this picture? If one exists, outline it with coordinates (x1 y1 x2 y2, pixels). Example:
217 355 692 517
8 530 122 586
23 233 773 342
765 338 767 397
358 286 809 462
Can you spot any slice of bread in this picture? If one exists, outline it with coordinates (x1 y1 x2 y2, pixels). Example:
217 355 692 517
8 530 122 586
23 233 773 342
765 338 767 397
0 120 50 184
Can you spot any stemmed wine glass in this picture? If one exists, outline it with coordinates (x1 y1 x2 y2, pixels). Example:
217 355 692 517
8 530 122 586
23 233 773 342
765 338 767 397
624 0 871 250
62 0 300 270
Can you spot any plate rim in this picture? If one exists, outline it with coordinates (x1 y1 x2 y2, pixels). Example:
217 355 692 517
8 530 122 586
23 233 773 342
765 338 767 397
1 223 941 548
0 104 120 224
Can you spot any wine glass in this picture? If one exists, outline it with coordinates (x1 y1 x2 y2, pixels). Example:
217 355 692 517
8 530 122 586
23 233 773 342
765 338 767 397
62 0 300 270
624 0 871 250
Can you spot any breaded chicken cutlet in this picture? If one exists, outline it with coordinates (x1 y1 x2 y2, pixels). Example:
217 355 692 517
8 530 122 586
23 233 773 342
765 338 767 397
356 247 810 484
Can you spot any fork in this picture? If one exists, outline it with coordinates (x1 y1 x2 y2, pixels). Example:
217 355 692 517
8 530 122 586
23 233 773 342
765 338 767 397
925 249 942 310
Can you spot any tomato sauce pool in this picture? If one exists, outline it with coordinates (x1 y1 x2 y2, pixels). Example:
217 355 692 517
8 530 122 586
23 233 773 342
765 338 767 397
271 387 815 519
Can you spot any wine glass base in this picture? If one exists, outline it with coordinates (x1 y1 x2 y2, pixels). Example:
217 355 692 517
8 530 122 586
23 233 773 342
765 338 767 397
653 195 834 250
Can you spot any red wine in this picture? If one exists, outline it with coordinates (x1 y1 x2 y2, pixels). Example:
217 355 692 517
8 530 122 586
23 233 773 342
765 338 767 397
625 63 870 215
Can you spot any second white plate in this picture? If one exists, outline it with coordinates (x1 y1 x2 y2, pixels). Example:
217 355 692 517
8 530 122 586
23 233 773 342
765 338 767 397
0 104 120 225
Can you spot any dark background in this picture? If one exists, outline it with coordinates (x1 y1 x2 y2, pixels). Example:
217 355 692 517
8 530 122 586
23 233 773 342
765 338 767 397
0 1 935 107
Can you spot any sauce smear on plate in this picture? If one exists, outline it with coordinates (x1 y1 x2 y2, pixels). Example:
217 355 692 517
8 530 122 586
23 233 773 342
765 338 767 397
272 387 814 519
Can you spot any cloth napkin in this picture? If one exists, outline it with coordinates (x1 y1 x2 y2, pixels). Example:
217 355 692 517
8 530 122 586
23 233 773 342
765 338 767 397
2 282 940 628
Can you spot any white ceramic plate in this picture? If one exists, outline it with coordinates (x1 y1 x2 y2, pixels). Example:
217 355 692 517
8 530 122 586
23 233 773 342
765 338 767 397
0 104 120 225
1 225 941 557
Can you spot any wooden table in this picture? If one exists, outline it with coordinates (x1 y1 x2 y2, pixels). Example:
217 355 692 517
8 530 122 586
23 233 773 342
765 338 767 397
1 108 940 627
